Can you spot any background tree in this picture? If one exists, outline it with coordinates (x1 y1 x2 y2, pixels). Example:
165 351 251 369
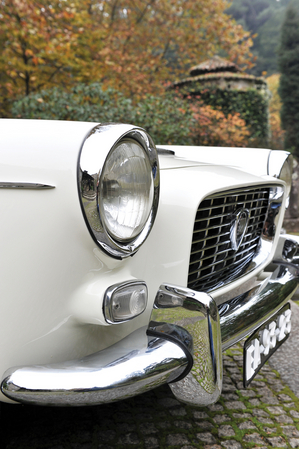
0 0 254 116
227 0 291 76
278 0 299 156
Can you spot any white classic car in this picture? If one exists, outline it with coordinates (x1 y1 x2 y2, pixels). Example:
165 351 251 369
0 119 297 407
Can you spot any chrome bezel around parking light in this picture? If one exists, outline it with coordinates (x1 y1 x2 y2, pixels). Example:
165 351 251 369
104 280 148 324
78 123 160 259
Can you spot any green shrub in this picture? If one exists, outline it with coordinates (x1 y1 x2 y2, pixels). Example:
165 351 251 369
11 83 194 145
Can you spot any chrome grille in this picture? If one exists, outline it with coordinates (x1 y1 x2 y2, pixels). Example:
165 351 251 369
188 187 270 292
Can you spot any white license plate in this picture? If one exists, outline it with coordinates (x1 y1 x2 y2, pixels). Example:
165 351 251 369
243 303 291 387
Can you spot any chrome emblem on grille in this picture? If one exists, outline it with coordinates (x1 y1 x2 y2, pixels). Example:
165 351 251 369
230 208 250 251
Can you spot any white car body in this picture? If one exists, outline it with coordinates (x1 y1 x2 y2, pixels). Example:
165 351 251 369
0 119 297 406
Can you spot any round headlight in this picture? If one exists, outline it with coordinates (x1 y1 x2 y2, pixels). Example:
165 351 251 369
99 139 154 242
78 124 159 259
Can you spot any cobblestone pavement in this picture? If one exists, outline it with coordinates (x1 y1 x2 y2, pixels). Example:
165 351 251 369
2 305 299 448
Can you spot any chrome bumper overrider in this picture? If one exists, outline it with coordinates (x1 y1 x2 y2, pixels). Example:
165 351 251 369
1 262 299 407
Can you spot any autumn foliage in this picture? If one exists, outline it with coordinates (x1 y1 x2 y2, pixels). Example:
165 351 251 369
190 104 250 147
267 74 285 151
0 0 254 114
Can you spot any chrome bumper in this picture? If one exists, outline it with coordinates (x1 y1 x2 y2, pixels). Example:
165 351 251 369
2 262 299 407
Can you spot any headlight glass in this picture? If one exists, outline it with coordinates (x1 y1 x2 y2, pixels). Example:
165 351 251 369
99 139 154 242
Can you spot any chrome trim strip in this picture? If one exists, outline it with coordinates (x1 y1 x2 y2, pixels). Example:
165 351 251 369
0 182 55 190
149 285 222 407
219 263 299 350
1 326 188 406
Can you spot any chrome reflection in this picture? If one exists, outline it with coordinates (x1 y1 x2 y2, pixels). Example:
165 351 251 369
78 123 160 259
219 263 299 350
149 284 222 407
1 327 188 406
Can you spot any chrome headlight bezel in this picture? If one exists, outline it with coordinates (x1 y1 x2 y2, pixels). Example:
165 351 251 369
268 151 293 199
78 123 160 259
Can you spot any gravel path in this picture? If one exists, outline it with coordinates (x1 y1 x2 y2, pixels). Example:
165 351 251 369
2 303 299 448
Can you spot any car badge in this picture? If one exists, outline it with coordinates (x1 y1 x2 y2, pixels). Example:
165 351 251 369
230 208 250 251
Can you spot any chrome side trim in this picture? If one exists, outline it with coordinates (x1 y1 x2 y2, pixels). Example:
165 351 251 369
1 326 188 406
0 182 55 190
149 285 222 406
219 263 299 350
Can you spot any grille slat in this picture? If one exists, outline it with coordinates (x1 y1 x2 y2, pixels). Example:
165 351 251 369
188 187 270 292
196 196 269 213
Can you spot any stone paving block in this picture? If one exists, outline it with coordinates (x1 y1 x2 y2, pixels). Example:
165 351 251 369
238 421 256 429
250 380 266 387
139 423 158 435
157 421 171 428
225 401 246 410
169 407 187 416
118 432 140 445
257 417 274 424
174 421 192 429
284 402 296 408
195 421 214 429
249 398 261 406
266 436 287 447
167 434 191 446
281 425 299 437
278 394 293 402
268 382 284 392
144 436 159 449
221 441 242 449
274 414 294 424
289 438 299 448
218 425 235 437
196 432 217 444
290 410 299 418
243 433 265 444
193 411 209 419
213 414 230 424
209 404 224 412
261 396 279 405
222 385 237 393
203 445 222 449
221 393 239 401
238 389 256 397
232 413 252 418
251 408 270 417
267 406 286 414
